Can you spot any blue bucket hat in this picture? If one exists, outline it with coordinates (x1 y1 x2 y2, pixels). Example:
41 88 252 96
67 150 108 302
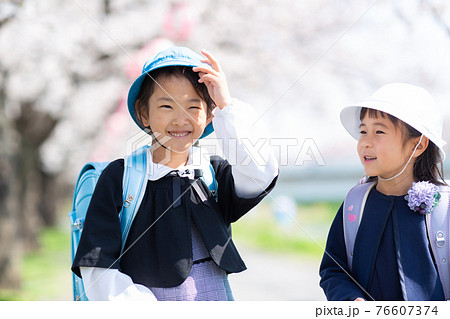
127 46 214 139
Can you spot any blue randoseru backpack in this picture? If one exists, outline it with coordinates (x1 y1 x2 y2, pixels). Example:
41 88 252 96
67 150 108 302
343 180 450 300
69 145 217 301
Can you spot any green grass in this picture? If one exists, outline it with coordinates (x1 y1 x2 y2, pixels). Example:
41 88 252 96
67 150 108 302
0 226 72 301
232 201 340 258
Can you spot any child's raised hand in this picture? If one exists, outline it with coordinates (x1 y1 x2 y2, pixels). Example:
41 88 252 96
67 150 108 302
193 49 232 110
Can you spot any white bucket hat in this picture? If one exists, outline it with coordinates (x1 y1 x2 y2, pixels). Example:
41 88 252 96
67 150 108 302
340 83 447 162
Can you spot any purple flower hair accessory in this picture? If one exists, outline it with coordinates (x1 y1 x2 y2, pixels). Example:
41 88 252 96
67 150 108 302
404 181 441 215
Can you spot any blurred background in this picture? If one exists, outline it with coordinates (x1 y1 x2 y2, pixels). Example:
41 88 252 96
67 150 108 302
0 0 449 300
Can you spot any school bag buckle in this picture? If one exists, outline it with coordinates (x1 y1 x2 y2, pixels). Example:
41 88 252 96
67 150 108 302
72 218 84 231
436 231 446 248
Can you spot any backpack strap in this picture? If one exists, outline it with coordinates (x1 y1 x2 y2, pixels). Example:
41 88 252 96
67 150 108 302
118 146 218 257
119 145 150 256
343 181 376 271
426 185 450 300
200 157 218 200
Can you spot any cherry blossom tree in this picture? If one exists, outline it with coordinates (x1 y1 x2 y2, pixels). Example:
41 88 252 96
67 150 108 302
1 0 450 293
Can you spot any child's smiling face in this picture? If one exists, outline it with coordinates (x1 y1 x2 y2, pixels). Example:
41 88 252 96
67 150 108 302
357 112 416 180
141 74 212 157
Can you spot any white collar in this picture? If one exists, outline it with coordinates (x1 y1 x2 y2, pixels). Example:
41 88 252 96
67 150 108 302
147 146 210 181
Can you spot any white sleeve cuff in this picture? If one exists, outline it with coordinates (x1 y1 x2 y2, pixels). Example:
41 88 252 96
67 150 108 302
80 267 157 301
212 99 278 198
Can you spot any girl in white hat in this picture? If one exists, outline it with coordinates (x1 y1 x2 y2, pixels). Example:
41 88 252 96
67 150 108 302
320 83 448 301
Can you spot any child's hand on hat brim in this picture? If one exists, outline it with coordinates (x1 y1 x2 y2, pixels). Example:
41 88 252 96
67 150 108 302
193 49 232 110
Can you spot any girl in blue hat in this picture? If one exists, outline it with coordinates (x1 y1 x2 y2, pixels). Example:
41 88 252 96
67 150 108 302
72 47 278 300
319 83 448 301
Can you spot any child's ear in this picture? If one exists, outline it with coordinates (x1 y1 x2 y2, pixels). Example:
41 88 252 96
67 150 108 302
206 111 213 125
412 136 429 158
135 100 150 127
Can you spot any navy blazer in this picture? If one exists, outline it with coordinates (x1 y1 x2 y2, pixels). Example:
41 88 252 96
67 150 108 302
319 187 444 301
72 156 277 288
